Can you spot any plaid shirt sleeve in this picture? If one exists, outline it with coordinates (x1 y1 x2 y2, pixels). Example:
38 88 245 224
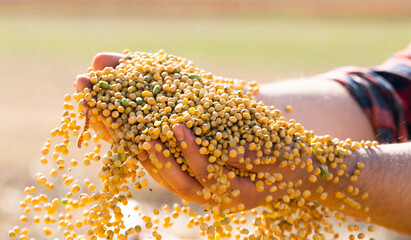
319 43 411 143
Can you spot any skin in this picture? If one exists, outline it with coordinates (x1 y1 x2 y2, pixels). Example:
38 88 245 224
76 52 411 235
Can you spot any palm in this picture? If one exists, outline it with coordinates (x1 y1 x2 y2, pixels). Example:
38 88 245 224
76 53 310 212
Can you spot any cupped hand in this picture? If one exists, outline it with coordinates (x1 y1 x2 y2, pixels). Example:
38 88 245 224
137 124 310 212
76 53 312 212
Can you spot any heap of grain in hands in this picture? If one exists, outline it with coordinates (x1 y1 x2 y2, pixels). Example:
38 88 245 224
10 50 377 240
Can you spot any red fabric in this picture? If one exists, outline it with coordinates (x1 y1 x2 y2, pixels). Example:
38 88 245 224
320 43 411 143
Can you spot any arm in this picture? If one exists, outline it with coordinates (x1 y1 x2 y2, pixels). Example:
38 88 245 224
257 78 411 234
321 142 411 235
256 78 375 141
138 125 411 235
77 53 411 235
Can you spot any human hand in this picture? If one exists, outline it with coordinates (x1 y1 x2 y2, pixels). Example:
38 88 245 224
76 52 124 142
75 52 313 213
136 123 311 212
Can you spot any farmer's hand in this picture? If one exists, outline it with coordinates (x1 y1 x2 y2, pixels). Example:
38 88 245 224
136 123 314 211
75 52 313 211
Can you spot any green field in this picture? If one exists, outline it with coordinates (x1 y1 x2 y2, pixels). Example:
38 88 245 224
1 13 410 80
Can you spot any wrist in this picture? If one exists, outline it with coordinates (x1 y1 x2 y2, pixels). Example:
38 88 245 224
297 145 373 220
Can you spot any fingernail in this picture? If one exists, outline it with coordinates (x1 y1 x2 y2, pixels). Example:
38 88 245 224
173 124 185 142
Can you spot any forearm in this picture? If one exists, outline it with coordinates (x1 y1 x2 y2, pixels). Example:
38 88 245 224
255 78 375 141
256 78 411 234
301 143 411 235
338 143 411 234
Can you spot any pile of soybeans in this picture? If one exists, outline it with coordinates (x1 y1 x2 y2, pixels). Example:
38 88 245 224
9 50 377 240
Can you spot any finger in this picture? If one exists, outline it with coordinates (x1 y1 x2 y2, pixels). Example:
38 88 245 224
77 52 124 91
172 125 288 210
172 124 244 192
92 52 124 71
76 74 93 92
136 151 176 193
172 125 253 199
172 124 215 186
142 140 214 206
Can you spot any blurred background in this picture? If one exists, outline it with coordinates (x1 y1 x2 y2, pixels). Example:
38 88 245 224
1 0 411 239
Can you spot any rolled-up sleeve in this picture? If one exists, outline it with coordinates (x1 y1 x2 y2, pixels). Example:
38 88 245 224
319 43 411 143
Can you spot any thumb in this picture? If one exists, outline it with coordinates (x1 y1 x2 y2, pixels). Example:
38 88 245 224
76 74 92 92
92 52 124 71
